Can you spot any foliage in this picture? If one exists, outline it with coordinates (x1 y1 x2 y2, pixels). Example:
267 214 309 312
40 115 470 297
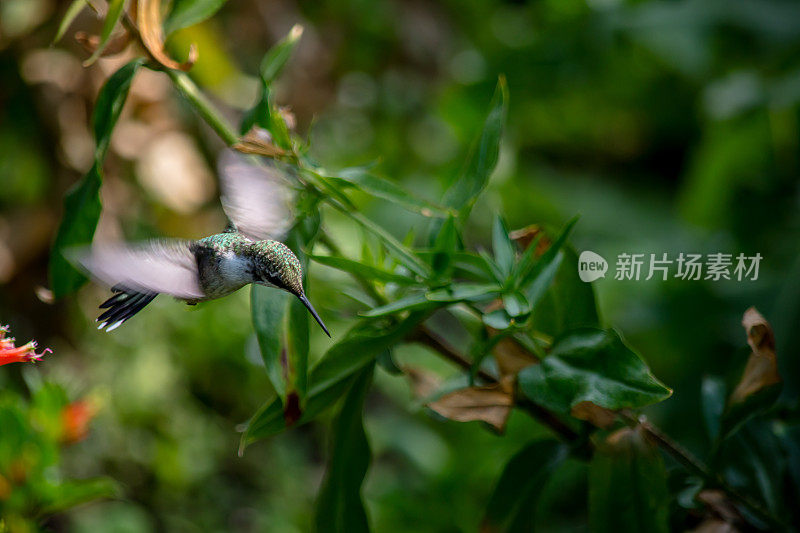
0 0 798 530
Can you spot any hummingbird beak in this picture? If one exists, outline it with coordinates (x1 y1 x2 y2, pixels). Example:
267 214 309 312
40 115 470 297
297 293 331 338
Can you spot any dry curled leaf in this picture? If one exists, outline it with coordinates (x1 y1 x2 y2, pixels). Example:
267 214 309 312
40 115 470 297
75 30 131 57
509 224 551 256
233 127 286 158
137 0 197 71
427 377 514 432
730 307 780 404
571 400 616 428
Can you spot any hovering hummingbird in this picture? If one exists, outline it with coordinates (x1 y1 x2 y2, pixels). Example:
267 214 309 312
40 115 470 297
71 150 330 337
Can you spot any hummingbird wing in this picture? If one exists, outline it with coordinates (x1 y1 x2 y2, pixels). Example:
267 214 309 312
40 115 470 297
69 240 204 300
218 150 294 241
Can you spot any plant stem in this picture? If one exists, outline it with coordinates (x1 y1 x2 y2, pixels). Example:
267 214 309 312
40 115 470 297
166 70 239 146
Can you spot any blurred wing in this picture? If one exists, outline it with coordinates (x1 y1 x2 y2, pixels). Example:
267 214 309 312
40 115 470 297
69 240 204 299
218 149 294 241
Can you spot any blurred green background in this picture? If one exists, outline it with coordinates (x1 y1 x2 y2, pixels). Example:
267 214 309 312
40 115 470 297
1 0 799 530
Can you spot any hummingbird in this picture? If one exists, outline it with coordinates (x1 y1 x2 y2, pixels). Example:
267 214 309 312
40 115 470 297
71 150 330 337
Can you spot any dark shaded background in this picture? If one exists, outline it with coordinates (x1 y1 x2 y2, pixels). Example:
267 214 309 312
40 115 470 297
0 0 798 530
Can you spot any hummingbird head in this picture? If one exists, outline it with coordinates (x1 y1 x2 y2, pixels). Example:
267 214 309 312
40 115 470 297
250 240 331 337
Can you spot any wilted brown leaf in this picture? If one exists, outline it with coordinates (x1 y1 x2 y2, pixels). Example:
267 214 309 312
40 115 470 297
137 0 197 71
509 224 551 255
571 400 616 428
427 378 514 432
233 127 287 158
75 30 131 57
730 307 780 404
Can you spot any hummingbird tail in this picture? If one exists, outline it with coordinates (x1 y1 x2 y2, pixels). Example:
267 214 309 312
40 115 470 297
97 286 157 332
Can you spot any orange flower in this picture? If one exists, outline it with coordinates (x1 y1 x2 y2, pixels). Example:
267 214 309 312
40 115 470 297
61 401 96 444
0 325 51 367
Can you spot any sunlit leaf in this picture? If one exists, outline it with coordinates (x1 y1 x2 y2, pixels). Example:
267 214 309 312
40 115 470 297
138 0 198 71
314 364 373 533
165 0 227 34
483 440 567 532
83 0 127 66
589 427 670 533
50 59 143 298
518 328 672 412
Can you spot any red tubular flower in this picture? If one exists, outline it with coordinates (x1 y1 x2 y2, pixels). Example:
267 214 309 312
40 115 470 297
0 325 51 367
61 401 96 444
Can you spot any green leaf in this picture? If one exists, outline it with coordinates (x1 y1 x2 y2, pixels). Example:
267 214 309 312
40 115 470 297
258 24 304 84
431 216 460 275
344 211 430 278
520 218 577 303
483 309 514 331
361 293 433 318
314 364 374 533
518 328 672 413
502 291 530 318
529 246 600 338
308 254 417 285
426 283 501 302
483 440 567 532
242 312 428 445
240 25 303 146
492 215 515 278
54 0 87 43
589 428 670 533
442 76 508 218
165 0 228 34
251 285 290 399
333 168 451 217
701 375 726 444
41 478 120 514
93 59 145 160
50 59 143 298
83 0 127 66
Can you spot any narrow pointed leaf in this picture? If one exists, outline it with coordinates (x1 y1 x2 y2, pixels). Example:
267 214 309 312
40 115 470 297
50 59 143 298
426 283 501 302
361 292 433 318
308 254 417 285
315 364 374 533
483 441 568 532
521 217 577 306
333 168 451 218
344 211 430 278
492 215 515 277
251 285 290 399
442 76 508 217
518 328 672 412
54 0 88 43
165 0 228 34
83 0 127 66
